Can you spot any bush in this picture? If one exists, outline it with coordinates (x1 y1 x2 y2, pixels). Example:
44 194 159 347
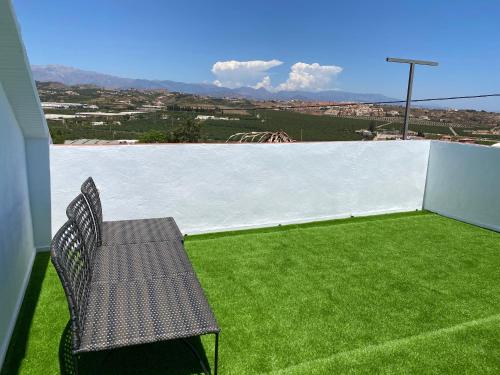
139 130 168 143
170 119 201 143
50 128 66 144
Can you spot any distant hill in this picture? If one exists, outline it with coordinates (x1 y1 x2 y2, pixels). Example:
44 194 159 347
32 64 396 103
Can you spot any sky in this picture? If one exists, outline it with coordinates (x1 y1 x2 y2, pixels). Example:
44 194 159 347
12 0 500 110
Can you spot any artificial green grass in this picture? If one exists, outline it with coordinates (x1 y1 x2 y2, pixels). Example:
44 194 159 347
3 212 500 374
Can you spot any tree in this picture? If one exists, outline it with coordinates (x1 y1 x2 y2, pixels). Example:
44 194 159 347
171 118 201 143
50 128 65 144
368 121 377 133
139 130 168 143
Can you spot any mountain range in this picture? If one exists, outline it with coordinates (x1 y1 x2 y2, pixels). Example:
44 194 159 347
31 65 397 103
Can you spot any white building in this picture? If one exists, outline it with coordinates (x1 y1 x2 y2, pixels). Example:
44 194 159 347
41 102 84 109
41 102 98 110
196 115 239 121
44 113 78 120
196 115 218 120
76 111 145 117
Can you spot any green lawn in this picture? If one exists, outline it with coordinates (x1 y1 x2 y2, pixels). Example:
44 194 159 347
3 212 500 374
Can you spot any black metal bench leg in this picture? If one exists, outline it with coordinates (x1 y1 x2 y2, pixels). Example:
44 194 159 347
72 354 79 375
214 332 219 375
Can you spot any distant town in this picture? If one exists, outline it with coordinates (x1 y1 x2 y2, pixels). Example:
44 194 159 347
38 81 500 145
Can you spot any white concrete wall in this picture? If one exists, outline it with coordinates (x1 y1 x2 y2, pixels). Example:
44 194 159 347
1 0 51 253
50 141 430 235
0 84 35 366
0 2 51 366
25 138 51 251
424 141 500 232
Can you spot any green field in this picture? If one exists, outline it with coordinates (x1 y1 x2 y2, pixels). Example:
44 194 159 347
47 108 500 144
201 110 382 141
48 112 189 143
49 110 382 143
3 212 500 374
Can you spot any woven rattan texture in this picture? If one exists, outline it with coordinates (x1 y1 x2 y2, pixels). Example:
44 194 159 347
50 220 92 350
102 218 183 245
80 177 103 245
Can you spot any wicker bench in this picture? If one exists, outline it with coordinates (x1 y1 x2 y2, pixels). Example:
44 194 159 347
50 179 220 374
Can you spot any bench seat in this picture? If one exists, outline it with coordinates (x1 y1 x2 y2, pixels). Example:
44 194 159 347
92 241 193 283
79 273 219 353
101 217 183 246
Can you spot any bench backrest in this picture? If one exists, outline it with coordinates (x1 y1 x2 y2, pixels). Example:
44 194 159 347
81 177 103 246
66 193 98 260
50 219 92 351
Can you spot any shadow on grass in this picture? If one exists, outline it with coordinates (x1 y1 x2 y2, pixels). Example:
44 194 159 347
2 252 212 375
1 253 50 375
59 321 211 375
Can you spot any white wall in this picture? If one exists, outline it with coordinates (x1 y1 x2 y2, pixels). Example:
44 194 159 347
0 0 51 253
0 2 51 367
51 141 430 235
25 138 51 251
0 84 35 366
424 141 500 232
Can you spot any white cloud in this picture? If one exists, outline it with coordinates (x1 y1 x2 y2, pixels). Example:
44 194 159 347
253 76 272 90
211 60 343 92
211 59 282 88
277 62 343 92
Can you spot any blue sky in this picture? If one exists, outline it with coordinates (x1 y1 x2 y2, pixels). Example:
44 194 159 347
13 0 500 109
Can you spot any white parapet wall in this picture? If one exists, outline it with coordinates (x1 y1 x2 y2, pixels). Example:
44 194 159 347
424 141 500 232
50 140 430 235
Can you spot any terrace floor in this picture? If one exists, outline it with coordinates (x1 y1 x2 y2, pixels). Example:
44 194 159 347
3 211 500 374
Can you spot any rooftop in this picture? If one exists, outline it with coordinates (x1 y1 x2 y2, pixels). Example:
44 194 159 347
4 211 500 374
2 2 500 373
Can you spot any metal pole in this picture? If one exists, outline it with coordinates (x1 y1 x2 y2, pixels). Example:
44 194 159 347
386 57 438 140
402 63 415 140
